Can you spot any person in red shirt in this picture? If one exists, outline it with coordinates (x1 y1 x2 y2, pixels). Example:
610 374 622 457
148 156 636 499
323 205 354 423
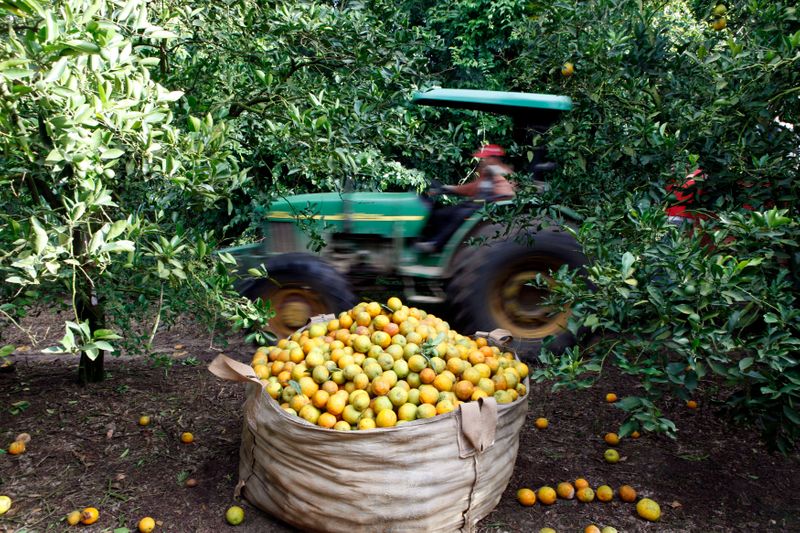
416 144 516 253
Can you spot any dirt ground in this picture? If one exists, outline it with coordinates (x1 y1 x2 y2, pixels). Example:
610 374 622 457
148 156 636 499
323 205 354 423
2 313 800 533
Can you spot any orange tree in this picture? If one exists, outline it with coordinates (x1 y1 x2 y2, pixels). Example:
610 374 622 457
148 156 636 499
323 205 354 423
0 0 271 382
402 0 799 449
493 0 799 450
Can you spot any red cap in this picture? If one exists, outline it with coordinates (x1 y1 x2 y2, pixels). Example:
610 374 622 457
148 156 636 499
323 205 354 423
473 144 505 158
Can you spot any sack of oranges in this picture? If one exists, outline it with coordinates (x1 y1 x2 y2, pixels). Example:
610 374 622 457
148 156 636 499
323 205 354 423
210 297 529 532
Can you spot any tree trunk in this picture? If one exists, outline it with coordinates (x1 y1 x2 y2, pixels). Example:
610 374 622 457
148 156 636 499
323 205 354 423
76 283 105 385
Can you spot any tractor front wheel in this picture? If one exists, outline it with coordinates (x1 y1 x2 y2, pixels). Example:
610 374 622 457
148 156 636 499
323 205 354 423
241 253 357 339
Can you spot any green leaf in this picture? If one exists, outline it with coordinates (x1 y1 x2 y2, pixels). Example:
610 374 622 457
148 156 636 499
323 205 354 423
43 57 68 83
783 405 800 426
620 252 635 278
94 340 115 352
615 396 642 411
106 220 128 241
100 240 135 253
1 68 35 80
30 216 48 254
101 148 125 160
65 40 101 54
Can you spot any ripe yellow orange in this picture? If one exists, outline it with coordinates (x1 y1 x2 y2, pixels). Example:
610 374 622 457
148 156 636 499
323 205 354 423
596 485 613 502
631 430 641 439
454 380 474 401
561 62 575 77
432 374 453 392
376 409 397 428
618 485 637 503
574 478 589 490
534 417 548 429
80 507 100 525
604 449 620 463
576 487 595 503
66 510 81 525
636 498 661 521
537 486 557 505
556 481 575 499
318 412 337 429
604 432 620 445
0 496 11 516
225 505 245 525
180 432 194 444
419 367 436 384
687 400 698 409
712 17 727 31
387 297 403 311
138 416 151 426
517 488 536 506
371 378 391 396
605 393 618 403
138 516 156 533
8 440 25 455
584 526 601 533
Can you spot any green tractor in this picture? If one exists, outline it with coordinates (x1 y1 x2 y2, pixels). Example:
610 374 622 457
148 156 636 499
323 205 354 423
223 88 587 357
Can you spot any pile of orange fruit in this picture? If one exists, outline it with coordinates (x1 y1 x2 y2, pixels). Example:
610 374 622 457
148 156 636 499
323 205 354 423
249 297 528 430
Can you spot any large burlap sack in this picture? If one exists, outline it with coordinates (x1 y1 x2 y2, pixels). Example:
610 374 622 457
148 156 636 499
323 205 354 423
209 330 528 533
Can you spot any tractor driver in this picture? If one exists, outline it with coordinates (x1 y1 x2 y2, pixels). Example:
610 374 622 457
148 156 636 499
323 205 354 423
416 144 515 253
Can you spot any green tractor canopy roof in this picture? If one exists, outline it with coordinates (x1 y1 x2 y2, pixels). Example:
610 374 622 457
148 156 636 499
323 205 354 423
412 88 572 132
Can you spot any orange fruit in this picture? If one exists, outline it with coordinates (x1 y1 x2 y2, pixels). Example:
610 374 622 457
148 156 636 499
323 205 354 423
556 481 575 499
376 409 397 428
371 378 390 396
138 516 156 533
618 485 637 503
604 432 620 445
318 412 337 429
80 507 100 525
712 17 727 31
454 380 474 401
596 485 613 502
387 297 403 311
138 416 151 426
517 488 536 506
604 449 620 463
631 430 641 439
636 498 661 521
537 486 557 505
419 367 436 384
576 487 595 503
561 62 575 77
534 417 548 429
687 400 698 409
8 440 25 455
180 432 194 444
225 505 245 525
432 374 453 392
584 526 601 533
605 393 618 403
574 478 589 490
66 510 81 525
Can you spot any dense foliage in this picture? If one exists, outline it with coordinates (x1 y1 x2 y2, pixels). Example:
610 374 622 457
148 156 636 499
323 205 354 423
1 0 798 448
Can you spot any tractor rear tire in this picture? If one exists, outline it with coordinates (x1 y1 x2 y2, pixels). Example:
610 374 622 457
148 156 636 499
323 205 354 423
241 253 357 339
446 227 587 360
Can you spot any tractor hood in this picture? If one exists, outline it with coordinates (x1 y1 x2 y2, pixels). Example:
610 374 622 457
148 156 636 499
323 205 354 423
266 192 429 238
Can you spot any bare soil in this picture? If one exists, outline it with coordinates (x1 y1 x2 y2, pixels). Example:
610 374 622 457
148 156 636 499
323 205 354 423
2 312 799 533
